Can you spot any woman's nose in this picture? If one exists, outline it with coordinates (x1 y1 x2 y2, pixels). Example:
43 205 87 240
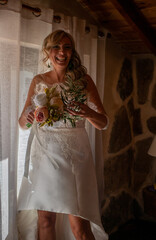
59 47 64 54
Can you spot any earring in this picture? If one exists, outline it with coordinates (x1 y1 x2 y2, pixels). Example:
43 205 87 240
47 59 51 68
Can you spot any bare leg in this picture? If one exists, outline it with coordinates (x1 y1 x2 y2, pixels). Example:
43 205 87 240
38 210 56 240
68 215 95 240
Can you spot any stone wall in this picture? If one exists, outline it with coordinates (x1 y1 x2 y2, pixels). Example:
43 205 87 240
102 38 156 233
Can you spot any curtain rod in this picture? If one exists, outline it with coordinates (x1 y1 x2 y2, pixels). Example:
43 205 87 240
22 3 41 17
0 0 41 17
0 0 8 5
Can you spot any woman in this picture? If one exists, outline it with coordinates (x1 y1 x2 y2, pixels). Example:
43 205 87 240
18 30 109 240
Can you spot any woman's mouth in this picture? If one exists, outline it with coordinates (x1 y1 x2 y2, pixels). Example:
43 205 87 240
55 56 67 64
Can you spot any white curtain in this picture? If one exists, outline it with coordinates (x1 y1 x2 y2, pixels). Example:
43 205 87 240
18 2 53 195
0 1 107 239
0 0 21 239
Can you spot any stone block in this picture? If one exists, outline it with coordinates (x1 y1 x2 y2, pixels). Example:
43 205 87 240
134 137 155 192
152 84 156 110
102 191 133 233
136 58 154 104
135 137 154 172
104 148 134 195
132 108 142 136
108 106 132 153
147 117 156 134
117 58 133 101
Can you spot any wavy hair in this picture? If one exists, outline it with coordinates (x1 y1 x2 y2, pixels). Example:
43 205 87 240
42 30 87 81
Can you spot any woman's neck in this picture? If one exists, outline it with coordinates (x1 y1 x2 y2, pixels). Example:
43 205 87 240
52 69 66 83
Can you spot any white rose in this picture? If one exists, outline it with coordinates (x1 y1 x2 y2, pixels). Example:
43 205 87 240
33 93 48 107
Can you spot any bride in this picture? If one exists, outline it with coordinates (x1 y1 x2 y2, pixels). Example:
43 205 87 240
18 29 109 240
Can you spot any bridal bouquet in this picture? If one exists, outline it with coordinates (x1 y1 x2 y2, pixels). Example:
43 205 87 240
33 85 64 127
30 74 87 128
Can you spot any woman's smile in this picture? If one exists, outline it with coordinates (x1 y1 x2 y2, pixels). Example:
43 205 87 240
55 56 67 64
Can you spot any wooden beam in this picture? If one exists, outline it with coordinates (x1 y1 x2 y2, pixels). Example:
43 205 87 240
109 0 156 55
76 0 100 24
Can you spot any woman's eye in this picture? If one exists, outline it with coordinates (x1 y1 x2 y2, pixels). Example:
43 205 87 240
51 45 72 51
65 46 72 50
52 45 59 49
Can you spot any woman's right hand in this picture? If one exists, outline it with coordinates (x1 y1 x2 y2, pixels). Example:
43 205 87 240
18 76 37 129
19 107 35 130
26 111 35 125
24 105 35 125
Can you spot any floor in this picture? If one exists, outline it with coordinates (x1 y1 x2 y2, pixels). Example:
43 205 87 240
109 219 156 240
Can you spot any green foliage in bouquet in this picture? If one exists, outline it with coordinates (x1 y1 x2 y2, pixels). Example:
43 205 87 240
61 74 87 127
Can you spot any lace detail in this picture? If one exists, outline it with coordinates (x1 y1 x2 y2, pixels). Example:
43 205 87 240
42 119 85 128
35 82 49 94
37 126 85 163
35 81 64 94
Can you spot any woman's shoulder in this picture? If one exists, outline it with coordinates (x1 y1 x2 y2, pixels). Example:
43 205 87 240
32 71 55 86
33 72 48 84
84 74 96 92
84 74 91 81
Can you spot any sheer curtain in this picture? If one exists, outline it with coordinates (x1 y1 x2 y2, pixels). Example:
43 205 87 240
17 2 53 195
0 1 107 239
0 0 21 239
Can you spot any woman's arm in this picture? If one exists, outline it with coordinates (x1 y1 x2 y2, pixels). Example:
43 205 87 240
18 77 36 130
66 75 109 130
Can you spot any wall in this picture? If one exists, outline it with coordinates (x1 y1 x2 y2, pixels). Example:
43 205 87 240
101 37 156 233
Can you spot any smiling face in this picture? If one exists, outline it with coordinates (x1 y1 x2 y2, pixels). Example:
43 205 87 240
49 36 73 71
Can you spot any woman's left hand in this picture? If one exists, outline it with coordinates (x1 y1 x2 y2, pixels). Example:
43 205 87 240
66 101 93 119
65 100 108 130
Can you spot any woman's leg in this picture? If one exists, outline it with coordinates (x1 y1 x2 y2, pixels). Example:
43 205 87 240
38 210 56 240
68 215 95 240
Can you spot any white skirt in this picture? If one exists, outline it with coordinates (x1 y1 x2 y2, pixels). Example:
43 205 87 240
17 123 108 240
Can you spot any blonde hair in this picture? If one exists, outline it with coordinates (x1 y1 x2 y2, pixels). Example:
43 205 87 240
42 30 87 80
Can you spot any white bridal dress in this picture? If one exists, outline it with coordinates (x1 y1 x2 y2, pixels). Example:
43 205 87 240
17 82 108 240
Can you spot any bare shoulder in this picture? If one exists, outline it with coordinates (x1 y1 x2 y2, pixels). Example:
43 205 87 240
31 72 53 85
32 73 44 85
85 74 93 83
85 74 97 92
34 71 57 85
25 74 44 97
